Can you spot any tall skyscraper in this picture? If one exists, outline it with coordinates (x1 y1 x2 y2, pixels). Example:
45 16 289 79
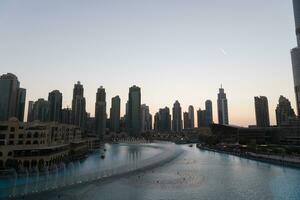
172 100 182 132
276 96 296 126
217 86 229 125
254 96 270 127
48 90 62 122
27 101 34 122
205 100 213 126
32 98 50 122
127 85 141 136
95 86 107 139
183 112 189 129
157 107 171 132
291 0 300 116
141 104 152 132
0 73 26 121
16 88 26 122
188 105 195 129
110 95 120 133
61 108 72 124
72 81 86 130
197 109 207 128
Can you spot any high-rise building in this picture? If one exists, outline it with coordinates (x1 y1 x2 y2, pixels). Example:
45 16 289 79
110 95 120 133
32 98 50 122
217 86 229 125
95 86 107 139
141 104 152 132
188 105 195 129
127 85 141 136
61 108 72 124
276 96 296 126
157 107 171 132
197 109 206 128
27 101 34 122
0 73 26 121
72 81 86 130
172 100 182 132
183 112 189 129
16 88 26 122
291 0 300 116
48 90 62 122
254 96 270 127
205 100 213 126
154 112 160 131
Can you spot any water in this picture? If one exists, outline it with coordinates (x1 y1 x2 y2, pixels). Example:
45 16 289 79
2 144 300 200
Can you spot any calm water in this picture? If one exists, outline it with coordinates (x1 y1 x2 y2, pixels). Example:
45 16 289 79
4 143 300 200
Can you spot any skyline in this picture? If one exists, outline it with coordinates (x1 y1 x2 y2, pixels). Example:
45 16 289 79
0 0 297 126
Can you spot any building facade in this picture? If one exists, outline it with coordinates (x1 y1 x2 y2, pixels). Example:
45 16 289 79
276 96 296 126
127 86 141 136
217 86 229 125
110 96 121 133
172 101 182 132
205 100 213 126
48 90 62 122
0 73 26 122
95 86 107 139
254 96 270 127
72 82 86 130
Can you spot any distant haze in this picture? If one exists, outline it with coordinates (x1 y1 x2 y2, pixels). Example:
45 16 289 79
0 0 296 126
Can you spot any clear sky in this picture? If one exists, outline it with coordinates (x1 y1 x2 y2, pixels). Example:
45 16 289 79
0 0 297 126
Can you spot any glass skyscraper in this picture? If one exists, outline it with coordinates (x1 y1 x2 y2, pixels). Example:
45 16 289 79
291 0 300 116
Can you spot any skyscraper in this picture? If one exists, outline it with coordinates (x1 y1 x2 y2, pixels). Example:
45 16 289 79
110 95 120 133
128 85 141 136
141 104 152 132
172 100 182 132
217 86 229 125
183 112 189 129
61 108 72 124
205 100 213 126
48 90 62 122
27 101 34 122
0 73 26 121
157 107 171 132
291 0 300 116
16 88 26 122
188 105 194 129
72 81 86 130
276 96 296 126
95 86 107 139
197 109 206 128
32 98 50 122
254 96 270 127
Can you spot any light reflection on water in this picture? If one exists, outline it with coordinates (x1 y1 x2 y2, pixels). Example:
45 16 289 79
5 144 300 200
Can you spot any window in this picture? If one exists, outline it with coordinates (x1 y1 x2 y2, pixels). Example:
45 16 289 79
19 134 23 139
7 152 12 156
0 126 8 131
8 141 14 145
0 134 5 139
9 134 14 139
10 127 15 132
18 141 23 145
26 141 31 145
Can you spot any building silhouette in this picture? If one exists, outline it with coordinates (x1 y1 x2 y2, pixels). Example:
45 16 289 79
276 96 296 126
48 90 62 122
31 98 50 122
197 109 206 128
155 107 171 132
72 81 86 130
217 86 229 125
61 108 72 124
110 95 121 133
205 100 213 126
95 86 107 139
27 101 34 122
141 104 152 132
127 85 141 136
188 105 195 129
172 100 182 132
291 0 300 115
183 112 189 129
0 73 26 121
254 96 270 127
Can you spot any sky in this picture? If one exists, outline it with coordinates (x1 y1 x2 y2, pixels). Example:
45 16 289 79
0 0 297 126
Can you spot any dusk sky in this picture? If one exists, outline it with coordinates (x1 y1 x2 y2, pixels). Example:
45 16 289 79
0 0 296 126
